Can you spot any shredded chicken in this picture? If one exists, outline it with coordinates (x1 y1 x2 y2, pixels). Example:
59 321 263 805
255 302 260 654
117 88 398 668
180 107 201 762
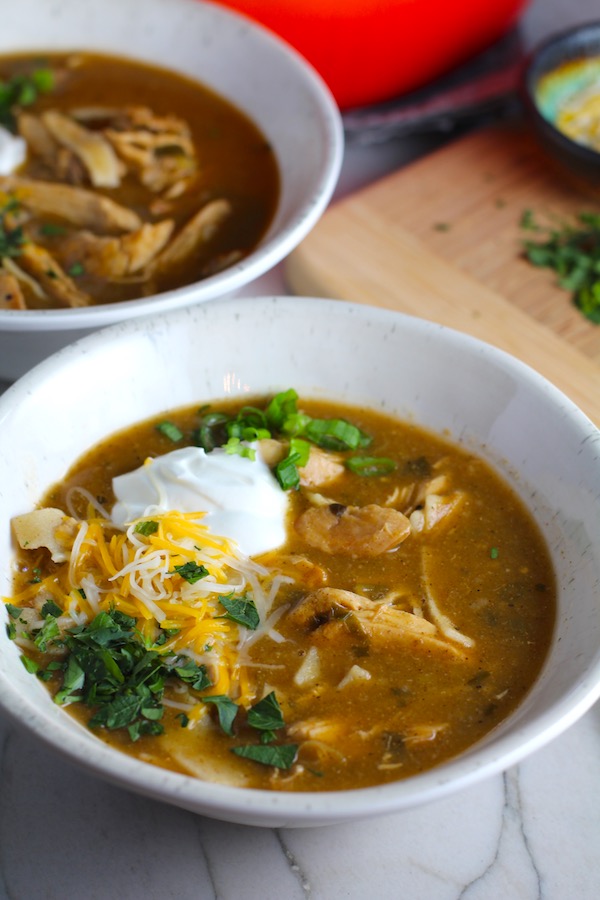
104 105 196 193
295 503 411 557
17 243 91 307
151 199 231 273
1 176 142 233
41 110 123 188
55 219 175 279
287 588 472 661
0 269 26 309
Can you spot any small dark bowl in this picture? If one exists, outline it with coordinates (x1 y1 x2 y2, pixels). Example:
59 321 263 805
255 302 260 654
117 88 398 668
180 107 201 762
522 21 600 190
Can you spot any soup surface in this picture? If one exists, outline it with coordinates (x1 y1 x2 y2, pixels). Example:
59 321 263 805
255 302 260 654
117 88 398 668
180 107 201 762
5 393 556 791
0 52 279 309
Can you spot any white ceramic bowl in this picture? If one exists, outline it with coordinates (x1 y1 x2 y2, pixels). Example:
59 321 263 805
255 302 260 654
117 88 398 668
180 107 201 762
0 0 343 380
1 296 599 828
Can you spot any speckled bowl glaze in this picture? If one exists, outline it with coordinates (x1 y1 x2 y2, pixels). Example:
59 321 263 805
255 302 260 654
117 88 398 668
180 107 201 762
1 296 599 828
0 0 343 381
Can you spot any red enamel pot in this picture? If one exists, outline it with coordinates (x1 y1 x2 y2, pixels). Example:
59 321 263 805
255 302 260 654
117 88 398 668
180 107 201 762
213 0 530 109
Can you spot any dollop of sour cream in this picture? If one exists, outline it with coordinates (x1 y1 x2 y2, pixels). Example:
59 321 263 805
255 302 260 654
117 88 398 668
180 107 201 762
111 446 289 557
0 126 27 175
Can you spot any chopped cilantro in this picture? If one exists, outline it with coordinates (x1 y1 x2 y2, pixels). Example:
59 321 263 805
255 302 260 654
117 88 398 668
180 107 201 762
40 599 62 618
5 602 23 619
247 691 285 732
20 655 39 674
173 561 209 584
231 743 298 769
0 198 26 259
202 694 239 736
219 594 260 630
522 210 600 323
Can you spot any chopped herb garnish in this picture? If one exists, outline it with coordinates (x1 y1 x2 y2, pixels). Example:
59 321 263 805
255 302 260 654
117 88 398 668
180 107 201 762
173 561 209 584
202 694 239 736
346 456 396 476
223 437 256 460
29 567 42 584
490 547 499 559
275 437 310 491
67 261 85 277
14 609 217 736
231 742 298 769
134 520 159 536
5 602 23 619
155 421 184 442
193 410 230 452
20 654 39 675
522 210 600 323
176 712 190 728
247 691 286 732
39 222 67 237
40 599 62 618
34 616 60 652
0 67 55 130
0 198 26 259
172 658 212 691
218 594 260 630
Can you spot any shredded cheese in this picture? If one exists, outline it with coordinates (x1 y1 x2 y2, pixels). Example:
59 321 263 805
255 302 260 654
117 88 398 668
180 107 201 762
21 509 291 706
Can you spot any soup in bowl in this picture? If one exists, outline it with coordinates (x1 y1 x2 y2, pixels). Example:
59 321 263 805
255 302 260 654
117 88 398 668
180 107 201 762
0 296 598 826
0 0 343 379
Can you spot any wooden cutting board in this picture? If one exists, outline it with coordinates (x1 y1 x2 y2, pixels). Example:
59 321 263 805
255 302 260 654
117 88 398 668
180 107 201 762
286 124 600 424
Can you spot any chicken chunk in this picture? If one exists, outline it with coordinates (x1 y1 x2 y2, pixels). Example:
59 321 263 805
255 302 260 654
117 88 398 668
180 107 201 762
298 446 344 489
12 508 79 563
288 588 472 661
287 587 370 629
295 503 411 556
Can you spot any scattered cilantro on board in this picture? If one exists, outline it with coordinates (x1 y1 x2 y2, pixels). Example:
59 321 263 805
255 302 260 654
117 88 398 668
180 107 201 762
521 209 600 324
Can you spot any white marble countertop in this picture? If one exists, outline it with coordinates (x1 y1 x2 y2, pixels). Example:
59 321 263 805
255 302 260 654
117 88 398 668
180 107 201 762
1 1 599 897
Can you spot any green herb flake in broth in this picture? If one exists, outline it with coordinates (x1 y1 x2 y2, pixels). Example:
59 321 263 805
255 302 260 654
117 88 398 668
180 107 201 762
346 456 396 476
155 421 184 442
202 694 239 736
231 742 299 769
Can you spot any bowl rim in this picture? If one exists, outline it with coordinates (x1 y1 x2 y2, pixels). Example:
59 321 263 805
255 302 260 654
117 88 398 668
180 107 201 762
1 295 599 826
0 0 344 332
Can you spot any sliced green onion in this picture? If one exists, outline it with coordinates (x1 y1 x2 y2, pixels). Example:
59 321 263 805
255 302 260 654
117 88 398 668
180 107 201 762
346 456 396 476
